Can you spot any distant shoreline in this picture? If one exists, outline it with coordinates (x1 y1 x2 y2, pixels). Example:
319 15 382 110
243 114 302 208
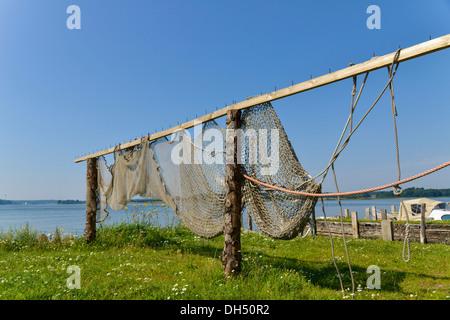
1 187 449 205
0 198 161 205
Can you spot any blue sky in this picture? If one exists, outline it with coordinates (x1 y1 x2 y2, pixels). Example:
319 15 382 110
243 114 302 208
0 0 449 200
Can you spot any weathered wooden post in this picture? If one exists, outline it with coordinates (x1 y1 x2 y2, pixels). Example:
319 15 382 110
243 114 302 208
248 213 253 231
222 109 242 277
85 157 98 243
381 208 387 220
365 207 371 220
351 211 359 239
381 219 394 241
344 208 349 218
391 204 396 213
420 203 427 244
310 207 317 238
372 206 377 220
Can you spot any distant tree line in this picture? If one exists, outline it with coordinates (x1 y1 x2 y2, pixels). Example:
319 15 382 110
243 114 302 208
57 200 85 204
371 187 450 199
0 198 158 205
57 198 159 204
1 188 449 205
336 187 450 200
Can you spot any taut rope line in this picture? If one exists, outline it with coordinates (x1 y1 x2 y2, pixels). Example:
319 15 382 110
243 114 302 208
242 160 450 197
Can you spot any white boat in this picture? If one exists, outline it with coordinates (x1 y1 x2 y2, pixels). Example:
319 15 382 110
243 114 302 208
398 198 450 221
428 207 450 221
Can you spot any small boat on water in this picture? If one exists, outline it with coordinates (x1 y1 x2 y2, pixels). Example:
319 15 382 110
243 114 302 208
398 198 450 221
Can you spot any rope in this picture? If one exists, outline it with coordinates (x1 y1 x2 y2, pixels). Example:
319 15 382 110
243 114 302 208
386 58 411 262
399 195 411 262
312 49 402 187
331 163 355 297
242 160 450 197
319 197 345 296
313 72 370 185
300 226 311 238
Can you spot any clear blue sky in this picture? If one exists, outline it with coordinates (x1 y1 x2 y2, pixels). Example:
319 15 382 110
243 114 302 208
0 0 449 200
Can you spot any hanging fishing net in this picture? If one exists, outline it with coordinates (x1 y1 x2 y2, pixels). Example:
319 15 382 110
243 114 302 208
97 102 320 239
241 103 321 239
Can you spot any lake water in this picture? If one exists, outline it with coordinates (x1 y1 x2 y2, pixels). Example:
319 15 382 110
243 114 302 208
0 202 178 237
1 197 449 237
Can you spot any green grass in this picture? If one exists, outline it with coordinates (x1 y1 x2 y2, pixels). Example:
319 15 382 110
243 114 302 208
0 220 448 300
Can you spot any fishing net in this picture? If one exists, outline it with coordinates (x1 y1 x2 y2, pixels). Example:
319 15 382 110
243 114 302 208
241 103 321 239
97 102 321 239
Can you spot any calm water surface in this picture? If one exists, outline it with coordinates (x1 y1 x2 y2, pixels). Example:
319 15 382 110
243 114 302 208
1 197 449 237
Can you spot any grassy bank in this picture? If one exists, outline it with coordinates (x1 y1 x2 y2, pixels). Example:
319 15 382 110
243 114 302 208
0 221 448 300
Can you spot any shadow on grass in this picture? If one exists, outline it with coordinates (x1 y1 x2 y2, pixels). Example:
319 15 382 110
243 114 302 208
50 223 449 294
148 233 450 294
240 249 449 293
252 254 401 292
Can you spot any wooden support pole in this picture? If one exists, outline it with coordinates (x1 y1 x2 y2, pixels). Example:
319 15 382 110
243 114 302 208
391 204 396 213
351 211 359 239
74 34 450 164
420 203 427 244
85 158 98 243
222 109 242 277
372 206 377 220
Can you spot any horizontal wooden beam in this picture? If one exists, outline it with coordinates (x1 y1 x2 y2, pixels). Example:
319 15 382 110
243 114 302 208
75 34 450 163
